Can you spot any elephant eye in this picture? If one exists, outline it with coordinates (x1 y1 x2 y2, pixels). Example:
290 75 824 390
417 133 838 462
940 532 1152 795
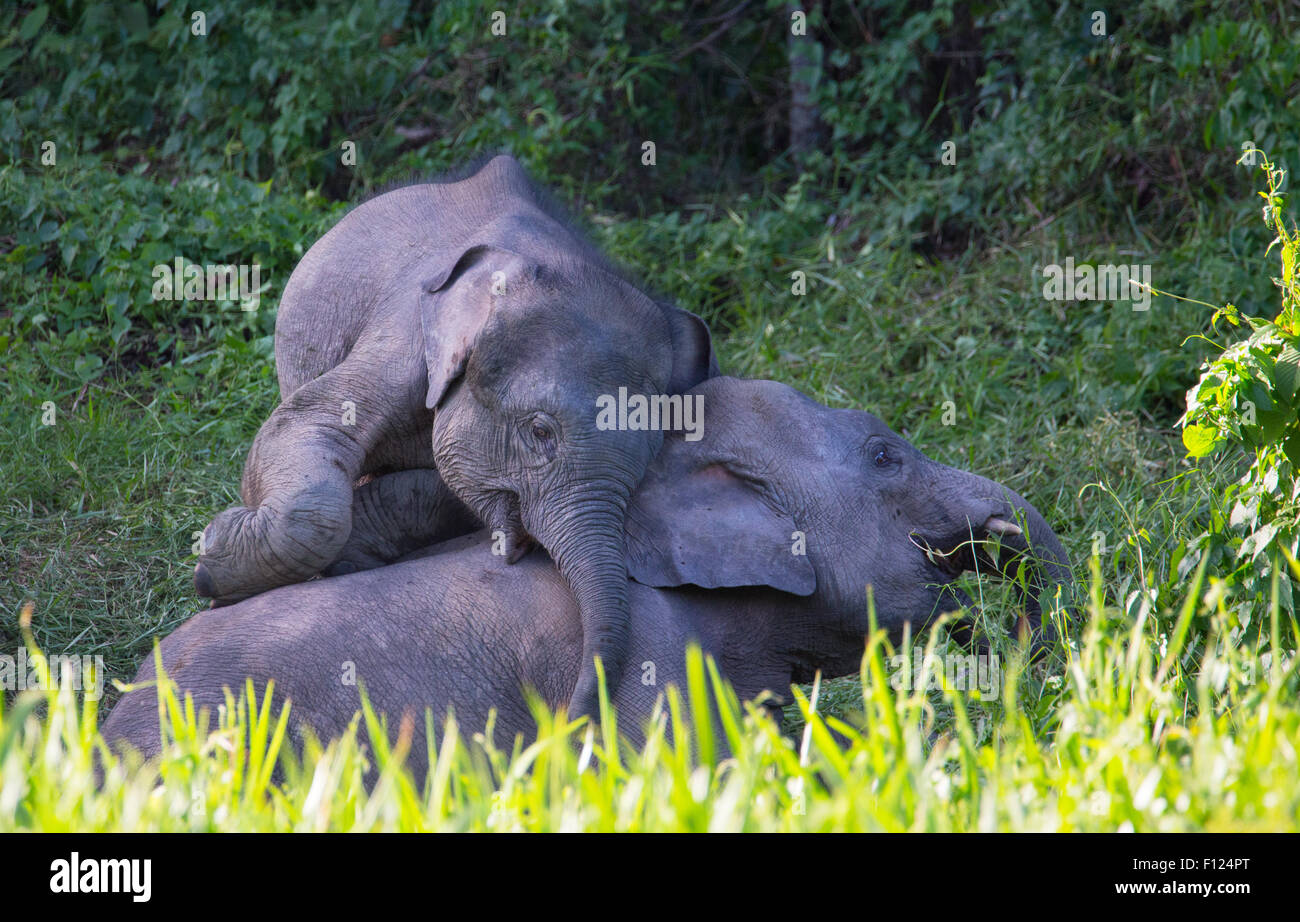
864 437 896 471
526 416 558 445
522 414 560 463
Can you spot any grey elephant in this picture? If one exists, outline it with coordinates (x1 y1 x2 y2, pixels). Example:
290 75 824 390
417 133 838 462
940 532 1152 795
107 377 1072 775
191 154 717 718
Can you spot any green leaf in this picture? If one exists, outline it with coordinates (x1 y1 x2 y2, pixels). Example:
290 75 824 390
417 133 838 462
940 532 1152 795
1275 343 1300 398
19 4 48 41
1285 432 1300 468
73 353 102 381
121 2 148 39
1257 406 1289 445
1182 423 1222 458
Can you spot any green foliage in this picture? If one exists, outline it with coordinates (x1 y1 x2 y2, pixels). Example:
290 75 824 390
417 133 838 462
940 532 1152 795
3 568 1298 832
799 0 1300 251
1 1 419 188
1181 152 1300 615
5 1 1296 235
0 159 339 373
0 1 788 206
1173 17 1300 163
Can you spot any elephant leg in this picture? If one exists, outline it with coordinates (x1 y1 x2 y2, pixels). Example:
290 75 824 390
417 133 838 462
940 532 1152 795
194 362 388 605
324 469 480 576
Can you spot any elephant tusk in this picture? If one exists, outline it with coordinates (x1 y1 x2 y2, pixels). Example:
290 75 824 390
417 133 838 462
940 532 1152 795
983 516 1023 538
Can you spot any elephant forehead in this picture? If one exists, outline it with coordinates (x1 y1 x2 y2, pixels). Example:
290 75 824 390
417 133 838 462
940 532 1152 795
485 307 673 385
503 279 668 338
713 379 910 451
695 377 838 441
498 257 665 323
499 366 663 418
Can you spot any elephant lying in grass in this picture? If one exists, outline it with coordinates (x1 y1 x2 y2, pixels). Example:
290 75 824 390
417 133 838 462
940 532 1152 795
107 377 1071 774
192 154 716 718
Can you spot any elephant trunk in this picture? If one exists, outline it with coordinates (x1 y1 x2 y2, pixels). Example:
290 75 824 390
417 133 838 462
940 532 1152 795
529 483 633 718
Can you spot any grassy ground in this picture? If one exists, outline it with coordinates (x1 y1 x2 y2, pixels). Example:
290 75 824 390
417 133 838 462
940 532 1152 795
5 562 1298 832
1 154 1297 830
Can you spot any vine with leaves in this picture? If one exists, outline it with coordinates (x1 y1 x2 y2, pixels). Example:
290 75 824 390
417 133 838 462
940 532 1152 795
1180 151 1300 615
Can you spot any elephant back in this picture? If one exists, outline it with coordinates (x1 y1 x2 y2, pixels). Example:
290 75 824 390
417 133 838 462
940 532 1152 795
273 155 602 398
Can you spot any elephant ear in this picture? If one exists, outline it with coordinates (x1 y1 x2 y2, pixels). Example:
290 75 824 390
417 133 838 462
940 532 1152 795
419 245 515 410
624 453 815 596
662 306 720 393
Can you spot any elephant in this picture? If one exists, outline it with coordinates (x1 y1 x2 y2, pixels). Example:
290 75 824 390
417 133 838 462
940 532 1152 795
191 153 717 718
106 376 1073 778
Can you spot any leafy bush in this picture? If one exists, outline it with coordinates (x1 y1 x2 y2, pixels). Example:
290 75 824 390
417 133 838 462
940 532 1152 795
5 0 1296 234
0 159 340 373
1181 152 1300 617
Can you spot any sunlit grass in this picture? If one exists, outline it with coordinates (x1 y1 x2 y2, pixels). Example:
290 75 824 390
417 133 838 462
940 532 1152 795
3 561 1297 832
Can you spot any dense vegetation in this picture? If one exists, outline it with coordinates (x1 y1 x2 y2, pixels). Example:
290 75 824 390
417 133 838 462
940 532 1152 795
2 0 1298 831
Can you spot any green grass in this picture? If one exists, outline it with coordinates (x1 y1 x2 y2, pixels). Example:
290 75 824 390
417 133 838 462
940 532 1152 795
3 560 1297 832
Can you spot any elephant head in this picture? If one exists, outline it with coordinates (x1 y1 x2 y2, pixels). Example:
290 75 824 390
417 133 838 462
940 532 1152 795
420 240 715 719
623 377 1073 664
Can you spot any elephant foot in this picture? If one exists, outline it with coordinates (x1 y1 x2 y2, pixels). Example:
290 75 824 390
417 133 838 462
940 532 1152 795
506 532 535 564
477 491 535 564
195 493 351 604
194 507 273 605
193 577 240 610
193 562 246 608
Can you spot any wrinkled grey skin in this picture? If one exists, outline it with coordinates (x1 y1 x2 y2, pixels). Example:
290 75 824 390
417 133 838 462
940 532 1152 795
192 154 716 718
108 377 1072 777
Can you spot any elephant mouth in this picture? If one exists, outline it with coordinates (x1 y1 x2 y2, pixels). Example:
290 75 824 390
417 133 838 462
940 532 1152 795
467 488 536 563
909 514 1026 580
911 510 1070 653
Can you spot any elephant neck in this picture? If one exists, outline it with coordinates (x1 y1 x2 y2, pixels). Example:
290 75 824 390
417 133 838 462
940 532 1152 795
741 588 880 687
645 586 854 705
